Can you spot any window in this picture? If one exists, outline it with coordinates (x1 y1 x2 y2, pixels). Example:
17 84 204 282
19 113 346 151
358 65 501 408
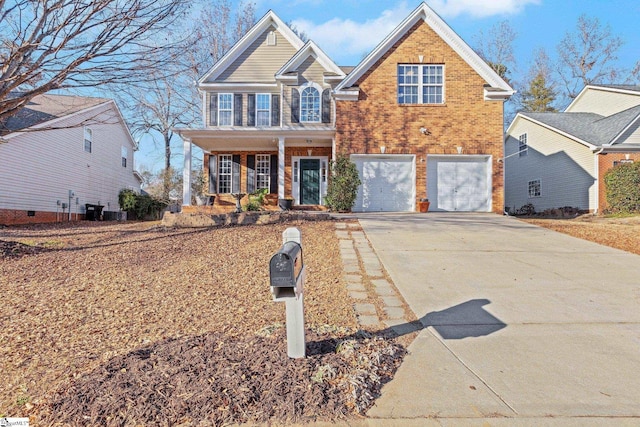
84 127 92 153
218 93 233 126
398 64 444 104
528 179 541 198
256 94 271 126
121 146 128 168
256 154 270 190
218 154 233 193
519 133 528 157
300 86 320 122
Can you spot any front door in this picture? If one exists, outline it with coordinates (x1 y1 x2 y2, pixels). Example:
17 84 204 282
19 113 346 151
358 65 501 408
300 159 320 205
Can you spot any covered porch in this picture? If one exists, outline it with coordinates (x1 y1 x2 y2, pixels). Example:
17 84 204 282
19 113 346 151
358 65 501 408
178 127 335 212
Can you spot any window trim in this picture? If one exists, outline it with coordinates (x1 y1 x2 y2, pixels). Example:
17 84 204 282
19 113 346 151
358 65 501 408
397 64 445 105
218 93 233 126
299 82 321 123
256 154 271 190
84 127 92 153
528 179 541 198
121 146 128 168
218 154 233 193
256 93 271 126
519 133 528 157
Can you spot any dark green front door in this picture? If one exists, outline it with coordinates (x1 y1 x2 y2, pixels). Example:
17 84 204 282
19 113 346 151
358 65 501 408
300 159 320 205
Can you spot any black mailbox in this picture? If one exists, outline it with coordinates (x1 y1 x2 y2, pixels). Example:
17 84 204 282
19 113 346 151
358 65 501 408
269 241 303 289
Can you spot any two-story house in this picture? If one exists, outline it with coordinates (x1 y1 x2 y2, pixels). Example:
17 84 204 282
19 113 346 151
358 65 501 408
0 94 141 225
178 11 345 210
179 2 513 213
505 84 640 214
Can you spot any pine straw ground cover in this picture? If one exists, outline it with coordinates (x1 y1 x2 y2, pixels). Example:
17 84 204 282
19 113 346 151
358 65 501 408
0 219 406 426
521 214 640 256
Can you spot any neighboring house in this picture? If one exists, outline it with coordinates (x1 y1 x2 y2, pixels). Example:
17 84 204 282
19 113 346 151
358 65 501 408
179 2 513 213
0 94 141 225
505 85 640 214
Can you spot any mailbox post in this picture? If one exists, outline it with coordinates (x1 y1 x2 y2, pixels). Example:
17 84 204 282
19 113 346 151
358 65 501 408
269 227 306 358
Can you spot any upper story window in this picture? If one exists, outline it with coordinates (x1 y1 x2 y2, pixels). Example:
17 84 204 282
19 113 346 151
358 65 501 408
121 146 128 168
218 93 233 126
84 127 92 153
397 64 444 104
300 86 320 122
519 133 528 157
256 94 271 126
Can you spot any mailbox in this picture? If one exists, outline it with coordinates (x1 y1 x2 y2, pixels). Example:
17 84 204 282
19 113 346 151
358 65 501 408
269 241 304 300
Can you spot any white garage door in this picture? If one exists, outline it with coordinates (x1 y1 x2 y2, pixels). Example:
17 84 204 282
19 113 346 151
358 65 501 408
427 156 492 212
352 155 416 212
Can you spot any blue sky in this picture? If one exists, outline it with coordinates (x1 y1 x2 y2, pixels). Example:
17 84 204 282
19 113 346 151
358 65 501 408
136 0 640 173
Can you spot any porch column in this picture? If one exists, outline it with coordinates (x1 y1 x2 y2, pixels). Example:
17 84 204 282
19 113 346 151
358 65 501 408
182 137 192 206
278 136 285 199
332 136 336 163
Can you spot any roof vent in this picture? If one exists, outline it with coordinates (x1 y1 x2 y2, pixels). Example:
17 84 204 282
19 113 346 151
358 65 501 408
267 31 276 46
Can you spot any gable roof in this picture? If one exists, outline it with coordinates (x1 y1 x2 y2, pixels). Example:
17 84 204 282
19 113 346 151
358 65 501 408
566 84 640 112
1 94 110 135
516 104 640 149
275 40 345 82
198 10 305 85
334 1 514 100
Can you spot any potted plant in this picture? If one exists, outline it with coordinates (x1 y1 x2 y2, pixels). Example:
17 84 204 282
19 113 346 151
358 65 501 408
418 198 430 213
278 197 294 210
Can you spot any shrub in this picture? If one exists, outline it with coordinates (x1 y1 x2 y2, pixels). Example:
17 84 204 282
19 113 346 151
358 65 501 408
118 189 167 220
244 188 269 212
604 162 640 214
325 155 361 212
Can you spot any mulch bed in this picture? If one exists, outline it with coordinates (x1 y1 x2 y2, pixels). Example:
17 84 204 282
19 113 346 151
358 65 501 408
38 328 405 426
0 218 408 425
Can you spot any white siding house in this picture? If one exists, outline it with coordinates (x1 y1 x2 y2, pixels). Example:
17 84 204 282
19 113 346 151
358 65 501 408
505 85 640 214
0 94 141 225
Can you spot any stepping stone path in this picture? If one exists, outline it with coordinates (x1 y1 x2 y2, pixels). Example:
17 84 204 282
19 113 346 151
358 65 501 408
335 222 413 335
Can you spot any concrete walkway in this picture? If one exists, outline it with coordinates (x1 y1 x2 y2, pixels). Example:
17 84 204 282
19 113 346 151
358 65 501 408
351 213 640 426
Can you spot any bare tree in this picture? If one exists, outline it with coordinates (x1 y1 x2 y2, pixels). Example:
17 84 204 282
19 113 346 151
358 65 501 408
0 0 190 124
630 61 640 84
556 14 624 99
116 0 255 196
474 20 517 82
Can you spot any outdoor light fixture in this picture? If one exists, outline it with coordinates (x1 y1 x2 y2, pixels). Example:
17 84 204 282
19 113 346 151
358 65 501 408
457 146 463 154
380 146 386 153
420 127 430 135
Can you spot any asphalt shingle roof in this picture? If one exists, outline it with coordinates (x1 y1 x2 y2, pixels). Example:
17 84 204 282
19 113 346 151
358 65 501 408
522 104 640 146
1 93 109 134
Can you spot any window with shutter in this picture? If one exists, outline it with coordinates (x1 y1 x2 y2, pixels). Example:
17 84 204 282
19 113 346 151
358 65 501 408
321 89 331 123
271 94 280 126
246 155 256 194
232 155 241 193
209 93 218 126
247 94 255 126
208 155 217 193
234 94 243 126
291 88 300 123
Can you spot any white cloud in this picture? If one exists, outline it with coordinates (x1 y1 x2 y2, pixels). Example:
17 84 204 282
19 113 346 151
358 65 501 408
426 0 541 18
291 2 414 64
290 0 539 65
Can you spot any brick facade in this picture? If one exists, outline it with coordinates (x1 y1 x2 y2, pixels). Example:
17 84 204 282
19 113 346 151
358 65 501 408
204 146 332 206
335 21 505 213
598 152 640 213
0 209 85 226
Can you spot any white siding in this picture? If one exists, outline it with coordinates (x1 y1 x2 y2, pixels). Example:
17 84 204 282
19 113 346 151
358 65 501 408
616 119 640 145
567 87 640 115
505 118 597 212
0 103 140 215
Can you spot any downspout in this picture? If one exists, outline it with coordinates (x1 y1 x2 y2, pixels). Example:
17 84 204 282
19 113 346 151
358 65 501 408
593 148 604 214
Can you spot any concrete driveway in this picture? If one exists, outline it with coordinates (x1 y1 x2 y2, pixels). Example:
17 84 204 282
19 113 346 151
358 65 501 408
358 213 640 425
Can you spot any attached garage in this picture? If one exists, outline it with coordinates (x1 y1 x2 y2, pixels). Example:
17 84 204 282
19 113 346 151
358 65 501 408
427 155 492 212
352 155 416 212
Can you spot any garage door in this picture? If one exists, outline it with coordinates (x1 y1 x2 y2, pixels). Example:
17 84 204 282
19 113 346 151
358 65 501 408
427 156 491 212
352 155 415 212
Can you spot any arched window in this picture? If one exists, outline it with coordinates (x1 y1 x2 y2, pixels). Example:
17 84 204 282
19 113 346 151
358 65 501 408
300 86 320 122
